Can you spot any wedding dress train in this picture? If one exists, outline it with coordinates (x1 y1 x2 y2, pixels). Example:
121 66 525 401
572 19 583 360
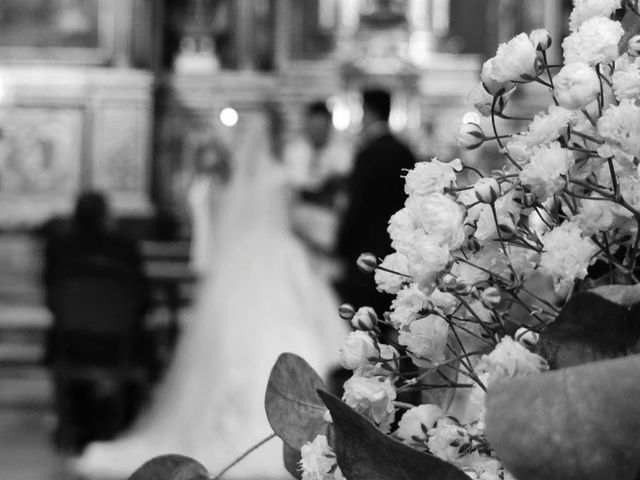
74 114 347 479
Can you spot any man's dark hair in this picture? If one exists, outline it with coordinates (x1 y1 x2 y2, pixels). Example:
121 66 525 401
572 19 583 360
362 88 392 122
306 101 331 119
73 191 109 233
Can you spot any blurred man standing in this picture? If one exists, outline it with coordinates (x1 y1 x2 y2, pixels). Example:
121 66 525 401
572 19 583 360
336 88 416 314
285 101 352 281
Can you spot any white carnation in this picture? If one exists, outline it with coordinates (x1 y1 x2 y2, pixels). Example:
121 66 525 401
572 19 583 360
406 231 451 289
562 17 624 65
597 99 640 162
485 33 539 82
375 252 410 294
511 105 574 148
612 56 640 101
388 207 417 255
339 331 378 371
396 404 443 443
398 314 450 365
540 221 599 292
389 283 429 328
406 193 466 249
473 189 522 242
427 421 470 463
343 375 396 432
569 0 622 31
519 142 574 200
300 435 339 480
476 336 548 385
553 62 600 110
404 158 462 197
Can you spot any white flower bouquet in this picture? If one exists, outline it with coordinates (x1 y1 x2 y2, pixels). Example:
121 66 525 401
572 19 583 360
130 2 640 480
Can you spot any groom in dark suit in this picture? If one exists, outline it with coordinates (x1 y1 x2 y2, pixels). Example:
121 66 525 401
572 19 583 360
336 88 416 314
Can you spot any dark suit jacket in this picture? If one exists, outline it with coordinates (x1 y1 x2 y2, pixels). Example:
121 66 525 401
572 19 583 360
336 131 416 311
42 227 149 365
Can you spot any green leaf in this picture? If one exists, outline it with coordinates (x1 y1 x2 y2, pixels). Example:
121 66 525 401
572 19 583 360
317 390 469 480
265 353 330 450
283 442 303 480
485 354 640 480
128 454 209 480
537 284 640 369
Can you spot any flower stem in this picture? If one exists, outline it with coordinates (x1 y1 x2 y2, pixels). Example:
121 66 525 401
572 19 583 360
210 433 277 480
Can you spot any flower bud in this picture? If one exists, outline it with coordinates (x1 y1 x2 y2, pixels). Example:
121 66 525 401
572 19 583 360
351 306 379 330
481 287 501 308
456 123 484 150
515 327 540 349
628 35 640 57
474 177 501 203
529 29 552 51
454 282 472 295
356 252 378 273
338 303 355 321
465 237 481 252
438 273 457 292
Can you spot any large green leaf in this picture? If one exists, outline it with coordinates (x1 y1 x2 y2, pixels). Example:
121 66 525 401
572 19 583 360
128 454 209 480
485 355 640 480
317 390 469 480
265 353 330 450
537 284 640 368
283 442 303 480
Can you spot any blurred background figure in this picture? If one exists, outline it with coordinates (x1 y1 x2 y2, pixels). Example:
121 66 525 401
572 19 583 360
285 100 352 284
336 88 416 314
43 191 149 452
186 136 231 277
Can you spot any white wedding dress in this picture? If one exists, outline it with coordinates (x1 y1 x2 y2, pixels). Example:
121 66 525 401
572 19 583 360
74 114 347 479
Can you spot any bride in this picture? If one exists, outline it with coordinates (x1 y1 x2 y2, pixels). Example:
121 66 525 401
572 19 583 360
75 109 347 479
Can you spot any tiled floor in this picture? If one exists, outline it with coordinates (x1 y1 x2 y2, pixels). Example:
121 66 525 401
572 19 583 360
0 408 70 480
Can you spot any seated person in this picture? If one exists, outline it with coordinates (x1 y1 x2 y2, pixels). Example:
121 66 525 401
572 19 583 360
42 191 149 450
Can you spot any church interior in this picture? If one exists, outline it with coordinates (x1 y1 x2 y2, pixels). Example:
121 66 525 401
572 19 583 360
0 1 574 479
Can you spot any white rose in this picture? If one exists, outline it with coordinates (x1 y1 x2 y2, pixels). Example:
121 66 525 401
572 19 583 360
339 331 378 370
481 58 516 96
553 63 600 110
612 56 640 101
404 158 462 197
343 375 396 431
562 17 624 65
299 435 337 480
374 252 410 294
569 0 622 32
477 336 548 385
406 193 466 249
396 404 443 443
484 33 539 83
540 221 599 292
519 142 574 200
398 314 450 365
